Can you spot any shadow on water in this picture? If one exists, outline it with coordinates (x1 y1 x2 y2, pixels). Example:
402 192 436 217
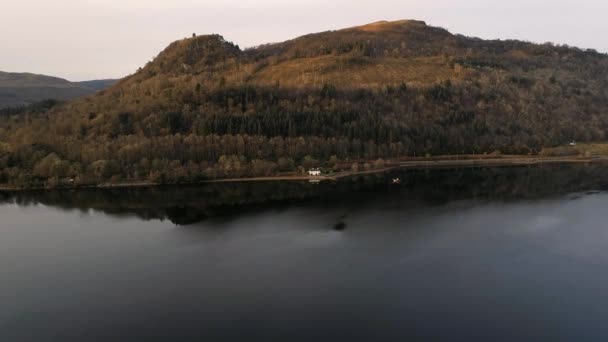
2 163 608 226
333 215 348 231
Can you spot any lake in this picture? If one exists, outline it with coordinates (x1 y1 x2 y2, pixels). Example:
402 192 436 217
3 164 608 341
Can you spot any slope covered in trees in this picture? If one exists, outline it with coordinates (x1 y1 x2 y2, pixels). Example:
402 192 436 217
1 20 608 188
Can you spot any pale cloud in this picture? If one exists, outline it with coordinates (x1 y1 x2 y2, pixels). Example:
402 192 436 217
1 0 605 81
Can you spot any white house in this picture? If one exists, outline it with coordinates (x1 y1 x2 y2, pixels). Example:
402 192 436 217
308 168 321 176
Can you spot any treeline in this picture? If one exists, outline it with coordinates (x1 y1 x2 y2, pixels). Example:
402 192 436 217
2 74 607 188
0 99 63 117
1 132 405 187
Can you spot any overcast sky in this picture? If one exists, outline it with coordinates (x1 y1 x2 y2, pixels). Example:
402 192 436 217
2 0 605 81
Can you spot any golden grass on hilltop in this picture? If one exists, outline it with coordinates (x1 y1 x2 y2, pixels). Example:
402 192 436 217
349 20 428 33
251 56 459 88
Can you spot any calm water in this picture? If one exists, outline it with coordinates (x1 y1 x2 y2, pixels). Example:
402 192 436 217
3 165 608 341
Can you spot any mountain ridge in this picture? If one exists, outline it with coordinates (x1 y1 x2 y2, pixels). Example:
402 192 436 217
1 19 608 188
0 71 118 108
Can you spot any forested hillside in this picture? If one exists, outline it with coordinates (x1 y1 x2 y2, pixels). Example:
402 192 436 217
1 20 608 188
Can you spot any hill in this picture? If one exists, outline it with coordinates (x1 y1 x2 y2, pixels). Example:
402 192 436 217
75 79 118 91
1 20 608 188
0 72 118 108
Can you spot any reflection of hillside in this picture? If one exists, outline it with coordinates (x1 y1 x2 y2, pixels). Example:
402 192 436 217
2 164 608 225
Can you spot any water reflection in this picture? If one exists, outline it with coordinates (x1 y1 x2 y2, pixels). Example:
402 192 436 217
2 164 608 226
4 164 608 341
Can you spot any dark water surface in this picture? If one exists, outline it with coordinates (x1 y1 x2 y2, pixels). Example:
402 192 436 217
3 165 608 341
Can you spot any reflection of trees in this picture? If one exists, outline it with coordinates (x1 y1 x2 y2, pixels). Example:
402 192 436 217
2 164 608 225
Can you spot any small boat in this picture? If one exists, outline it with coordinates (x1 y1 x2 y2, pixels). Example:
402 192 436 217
392 178 401 184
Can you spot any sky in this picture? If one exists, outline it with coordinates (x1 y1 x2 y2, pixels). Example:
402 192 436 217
2 0 606 81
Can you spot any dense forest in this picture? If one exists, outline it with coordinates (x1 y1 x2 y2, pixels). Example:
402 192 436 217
1 20 608 188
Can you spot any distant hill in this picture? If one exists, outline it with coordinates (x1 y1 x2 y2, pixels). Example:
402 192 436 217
0 72 118 108
75 79 118 91
2 20 608 188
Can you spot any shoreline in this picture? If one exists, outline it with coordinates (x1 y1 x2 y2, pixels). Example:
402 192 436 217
1 155 606 192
